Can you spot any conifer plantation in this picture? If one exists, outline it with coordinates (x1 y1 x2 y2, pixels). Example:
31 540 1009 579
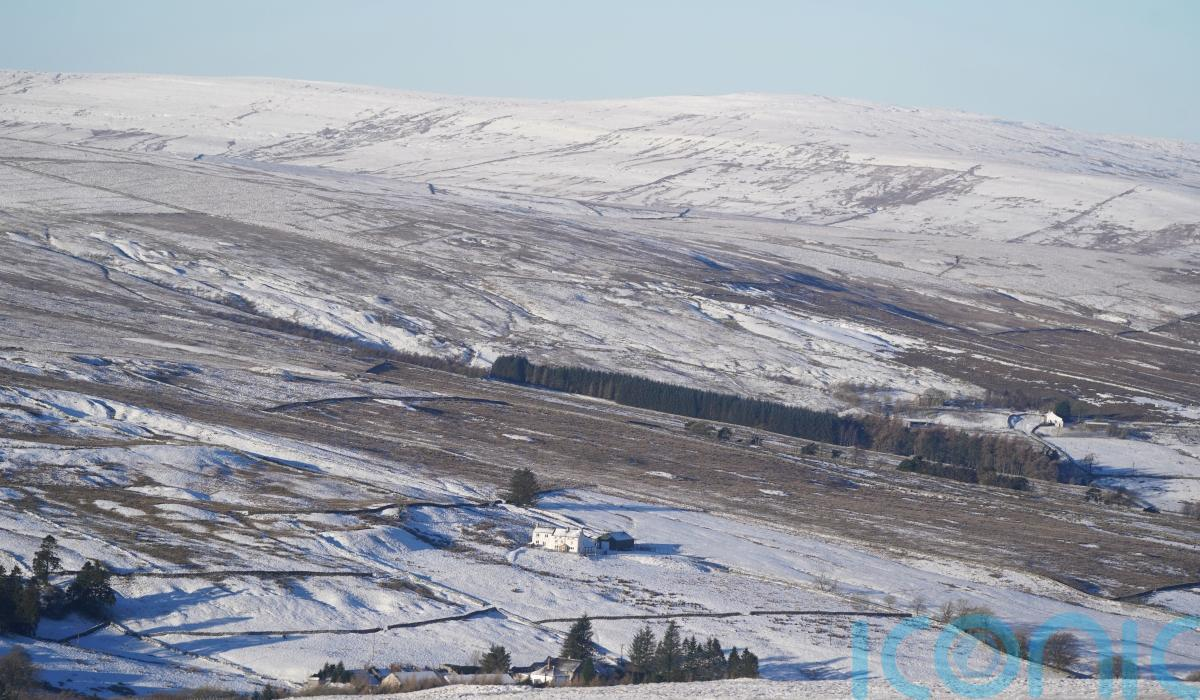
491 355 1065 484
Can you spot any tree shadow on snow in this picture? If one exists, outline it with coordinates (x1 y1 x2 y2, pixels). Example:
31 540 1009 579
760 655 852 681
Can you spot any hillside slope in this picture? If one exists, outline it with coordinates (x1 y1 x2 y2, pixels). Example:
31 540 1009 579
2 71 1199 409
2 70 1199 253
2 71 1200 695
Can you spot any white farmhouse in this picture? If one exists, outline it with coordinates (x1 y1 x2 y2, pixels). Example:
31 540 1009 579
1044 411 1065 429
531 526 598 554
528 657 583 686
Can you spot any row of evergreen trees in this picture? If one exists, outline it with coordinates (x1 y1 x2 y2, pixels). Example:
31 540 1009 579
314 661 353 684
554 614 758 684
626 620 758 683
898 456 1032 490
490 356 1063 482
0 536 116 636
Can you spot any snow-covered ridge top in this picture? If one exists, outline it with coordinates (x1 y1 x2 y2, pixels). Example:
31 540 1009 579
3 69 1197 175
2 69 1198 247
2 69 1194 147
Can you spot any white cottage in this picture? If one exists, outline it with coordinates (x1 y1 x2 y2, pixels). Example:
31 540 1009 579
531 526 598 554
1044 411 1065 429
528 657 583 686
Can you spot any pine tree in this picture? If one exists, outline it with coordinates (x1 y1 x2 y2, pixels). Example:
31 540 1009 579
66 560 115 619
578 656 596 685
627 625 657 682
704 638 727 681
681 636 700 680
0 567 15 634
479 644 511 674
726 648 740 679
31 535 61 587
560 614 594 660
14 578 41 635
504 468 540 507
739 649 759 678
655 620 683 682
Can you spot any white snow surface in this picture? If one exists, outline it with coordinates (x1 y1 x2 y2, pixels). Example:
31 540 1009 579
329 677 1195 699
1047 434 1200 511
2 71 1198 250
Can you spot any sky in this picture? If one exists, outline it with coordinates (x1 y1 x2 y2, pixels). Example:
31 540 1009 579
4 0 1198 142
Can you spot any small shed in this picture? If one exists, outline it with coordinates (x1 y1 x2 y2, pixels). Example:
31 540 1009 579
598 531 635 552
379 668 442 691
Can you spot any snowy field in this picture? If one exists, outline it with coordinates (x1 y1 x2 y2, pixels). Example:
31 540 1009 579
1047 434 1200 512
385 677 1198 699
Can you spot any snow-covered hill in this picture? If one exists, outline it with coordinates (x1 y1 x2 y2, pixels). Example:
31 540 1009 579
2 70 1198 254
3 71 1200 696
2 71 1199 412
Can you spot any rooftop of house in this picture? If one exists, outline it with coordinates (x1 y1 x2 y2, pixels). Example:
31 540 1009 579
536 657 583 674
534 526 634 540
532 526 585 537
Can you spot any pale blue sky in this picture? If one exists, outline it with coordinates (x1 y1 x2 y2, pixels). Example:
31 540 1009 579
5 0 1198 142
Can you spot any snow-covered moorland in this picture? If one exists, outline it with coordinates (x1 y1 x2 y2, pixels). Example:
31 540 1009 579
1 71 1199 695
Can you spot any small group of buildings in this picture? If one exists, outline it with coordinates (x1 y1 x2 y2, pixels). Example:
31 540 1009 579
530 526 635 555
309 657 594 690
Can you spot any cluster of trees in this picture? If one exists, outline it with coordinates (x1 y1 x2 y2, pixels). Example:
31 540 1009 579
0 536 116 636
549 615 757 685
490 356 1063 482
898 456 1030 491
314 661 352 684
491 356 860 446
936 600 1087 673
873 423 1062 482
625 621 758 683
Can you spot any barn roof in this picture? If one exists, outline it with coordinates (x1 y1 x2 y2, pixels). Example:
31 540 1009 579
597 530 634 541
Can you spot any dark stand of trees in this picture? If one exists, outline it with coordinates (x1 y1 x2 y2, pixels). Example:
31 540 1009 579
491 356 1066 483
315 661 352 684
0 537 116 637
899 456 1030 491
626 621 757 683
